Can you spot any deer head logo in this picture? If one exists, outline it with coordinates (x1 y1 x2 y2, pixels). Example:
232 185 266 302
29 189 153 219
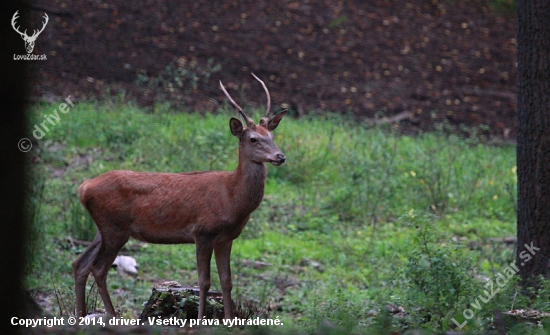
11 10 49 54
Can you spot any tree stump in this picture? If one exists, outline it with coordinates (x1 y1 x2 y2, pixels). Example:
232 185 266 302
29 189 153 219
139 282 225 320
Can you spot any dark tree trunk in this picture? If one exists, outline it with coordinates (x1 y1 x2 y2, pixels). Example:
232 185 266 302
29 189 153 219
516 0 550 288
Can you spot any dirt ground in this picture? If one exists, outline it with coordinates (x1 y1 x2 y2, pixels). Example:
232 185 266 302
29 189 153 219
26 0 517 139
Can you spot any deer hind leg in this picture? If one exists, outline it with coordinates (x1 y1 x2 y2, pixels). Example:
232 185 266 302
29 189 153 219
90 230 130 316
195 239 214 319
72 232 102 317
214 241 235 319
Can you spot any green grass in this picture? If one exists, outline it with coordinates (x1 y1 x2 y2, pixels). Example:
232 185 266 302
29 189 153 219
24 101 546 334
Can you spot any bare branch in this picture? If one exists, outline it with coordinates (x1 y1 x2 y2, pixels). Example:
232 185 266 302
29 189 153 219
364 111 413 125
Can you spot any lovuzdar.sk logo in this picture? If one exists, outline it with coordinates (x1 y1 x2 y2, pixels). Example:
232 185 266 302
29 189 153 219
12 10 48 60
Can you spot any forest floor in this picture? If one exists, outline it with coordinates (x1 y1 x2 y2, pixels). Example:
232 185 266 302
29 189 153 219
28 0 516 139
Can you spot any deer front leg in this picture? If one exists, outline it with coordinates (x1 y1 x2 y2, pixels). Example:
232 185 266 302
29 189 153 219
195 240 214 319
214 241 234 319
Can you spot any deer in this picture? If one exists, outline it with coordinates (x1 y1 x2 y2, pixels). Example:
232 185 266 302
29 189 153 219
72 74 287 319
11 10 49 54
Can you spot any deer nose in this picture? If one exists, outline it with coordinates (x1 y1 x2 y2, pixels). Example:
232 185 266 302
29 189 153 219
276 153 286 163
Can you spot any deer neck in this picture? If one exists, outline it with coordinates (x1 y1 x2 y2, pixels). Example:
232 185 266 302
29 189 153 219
233 151 267 209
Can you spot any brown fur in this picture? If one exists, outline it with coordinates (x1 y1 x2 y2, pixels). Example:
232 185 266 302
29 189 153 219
72 113 286 319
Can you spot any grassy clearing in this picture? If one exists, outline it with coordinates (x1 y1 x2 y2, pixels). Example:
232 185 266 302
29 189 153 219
24 101 544 334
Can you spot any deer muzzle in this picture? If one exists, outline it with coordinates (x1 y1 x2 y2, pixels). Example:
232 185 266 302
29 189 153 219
270 153 286 166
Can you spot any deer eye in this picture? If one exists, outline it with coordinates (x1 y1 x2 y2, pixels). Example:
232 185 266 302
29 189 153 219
250 137 258 144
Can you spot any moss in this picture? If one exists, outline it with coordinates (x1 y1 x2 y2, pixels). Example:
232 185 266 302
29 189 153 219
139 287 224 320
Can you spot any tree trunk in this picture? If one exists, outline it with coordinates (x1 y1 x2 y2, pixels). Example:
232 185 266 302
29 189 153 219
516 0 550 288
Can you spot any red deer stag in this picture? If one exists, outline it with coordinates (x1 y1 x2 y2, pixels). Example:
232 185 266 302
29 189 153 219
73 74 287 319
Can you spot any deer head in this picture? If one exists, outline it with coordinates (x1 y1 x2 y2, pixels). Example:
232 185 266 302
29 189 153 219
220 74 287 166
11 11 49 54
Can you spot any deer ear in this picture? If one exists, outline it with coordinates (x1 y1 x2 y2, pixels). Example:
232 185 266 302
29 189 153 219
267 110 287 131
229 118 244 137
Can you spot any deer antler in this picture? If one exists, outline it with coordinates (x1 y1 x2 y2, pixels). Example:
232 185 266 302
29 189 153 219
251 73 272 128
11 11 26 37
220 80 255 128
31 13 49 39
11 11 49 39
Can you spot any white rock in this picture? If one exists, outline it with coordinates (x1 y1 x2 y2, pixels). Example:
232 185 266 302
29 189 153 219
112 255 138 275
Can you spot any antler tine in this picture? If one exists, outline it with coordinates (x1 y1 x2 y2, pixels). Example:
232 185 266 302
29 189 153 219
11 11 25 37
32 13 49 37
251 73 271 118
219 80 255 128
